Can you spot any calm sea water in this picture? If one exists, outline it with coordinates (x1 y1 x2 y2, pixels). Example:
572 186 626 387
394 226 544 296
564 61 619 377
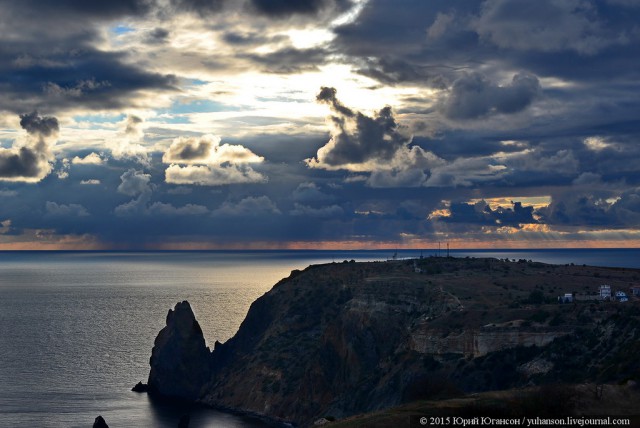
0 249 638 427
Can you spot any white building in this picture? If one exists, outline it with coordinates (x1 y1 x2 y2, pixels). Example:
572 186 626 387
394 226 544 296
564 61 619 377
599 285 611 300
558 293 573 303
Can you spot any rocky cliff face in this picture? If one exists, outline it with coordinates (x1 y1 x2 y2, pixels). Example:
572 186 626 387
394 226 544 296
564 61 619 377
148 301 211 400
410 325 571 357
199 262 457 424
146 258 640 427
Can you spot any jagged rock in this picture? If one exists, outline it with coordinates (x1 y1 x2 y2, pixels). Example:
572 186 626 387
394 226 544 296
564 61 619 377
131 381 149 392
93 415 109 428
147 301 211 400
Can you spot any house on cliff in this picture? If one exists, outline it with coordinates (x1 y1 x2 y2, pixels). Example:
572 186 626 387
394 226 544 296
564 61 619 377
630 285 640 297
599 285 611 300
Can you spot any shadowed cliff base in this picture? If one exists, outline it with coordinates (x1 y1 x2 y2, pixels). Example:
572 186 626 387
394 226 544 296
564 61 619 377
145 257 640 427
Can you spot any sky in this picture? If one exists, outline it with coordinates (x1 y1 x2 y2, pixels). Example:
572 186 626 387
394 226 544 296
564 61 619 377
1 0 640 250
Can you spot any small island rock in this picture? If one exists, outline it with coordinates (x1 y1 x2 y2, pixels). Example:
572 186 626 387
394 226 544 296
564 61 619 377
131 381 149 392
93 415 109 428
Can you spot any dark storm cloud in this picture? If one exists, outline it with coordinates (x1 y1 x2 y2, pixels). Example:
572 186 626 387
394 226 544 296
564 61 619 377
356 58 454 87
4 0 154 22
439 200 537 227
473 0 624 55
439 72 540 120
0 46 177 113
169 0 225 15
163 137 212 162
19 111 59 138
247 0 352 18
538 187 640 229
309 87 411 167
0 148 44 180
0 112 58 182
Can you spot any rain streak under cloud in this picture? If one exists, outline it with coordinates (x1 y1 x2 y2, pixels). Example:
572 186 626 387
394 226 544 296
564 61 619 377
1 0 640 249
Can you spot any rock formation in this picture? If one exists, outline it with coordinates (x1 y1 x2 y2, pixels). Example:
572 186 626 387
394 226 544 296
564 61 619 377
147 301 211 400
131 381 149 392
93 416 109 428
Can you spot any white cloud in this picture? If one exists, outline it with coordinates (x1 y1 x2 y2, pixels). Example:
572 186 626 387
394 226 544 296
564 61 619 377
80 179 101 185
165 164 267 186
109 115 150 166
72 152 105 165
117 169 152 197
162 134 263 165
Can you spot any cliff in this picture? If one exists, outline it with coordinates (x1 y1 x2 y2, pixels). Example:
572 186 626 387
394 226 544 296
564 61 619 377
146 257 640 427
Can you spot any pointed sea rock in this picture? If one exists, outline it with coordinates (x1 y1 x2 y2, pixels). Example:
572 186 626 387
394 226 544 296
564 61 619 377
148 301 211 400
93 416 109 428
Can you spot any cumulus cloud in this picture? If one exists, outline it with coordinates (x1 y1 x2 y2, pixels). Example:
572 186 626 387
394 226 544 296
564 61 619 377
291 182 334 202
72 152 105 165
117 169 152 197
147 202 209 216
538 193 615 227
162 135 263 165
162 134 266 186
435 199 538 227
0 111 59 183
56 158 70 179
165 164 267 186
115 169 153 216
439 72 540 120
109 115 150 166
534 187 640 230
45 201 90 217
307 87 444 177
114 169 206 217
211 196 280 216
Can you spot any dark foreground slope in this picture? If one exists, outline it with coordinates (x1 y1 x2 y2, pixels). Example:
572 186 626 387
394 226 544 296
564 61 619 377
147 257 640 427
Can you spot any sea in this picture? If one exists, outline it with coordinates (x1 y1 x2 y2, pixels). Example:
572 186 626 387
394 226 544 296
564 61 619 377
1 248 639 428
